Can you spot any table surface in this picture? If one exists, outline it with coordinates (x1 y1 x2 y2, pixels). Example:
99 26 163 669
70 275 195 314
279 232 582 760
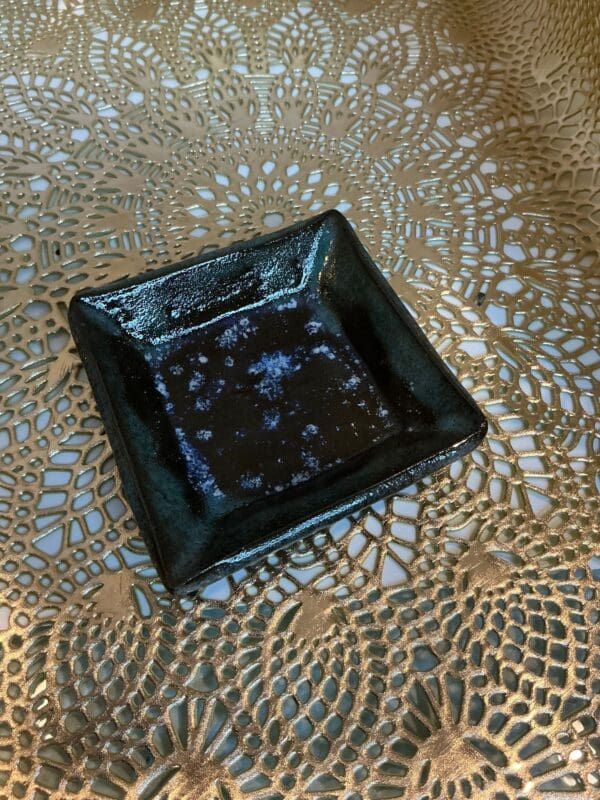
0 1 598 799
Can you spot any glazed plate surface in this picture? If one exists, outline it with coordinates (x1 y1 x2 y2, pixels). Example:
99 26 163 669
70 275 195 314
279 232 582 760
69 211 486 593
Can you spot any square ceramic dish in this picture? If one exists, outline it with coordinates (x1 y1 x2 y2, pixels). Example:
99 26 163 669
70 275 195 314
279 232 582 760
69 211 487 594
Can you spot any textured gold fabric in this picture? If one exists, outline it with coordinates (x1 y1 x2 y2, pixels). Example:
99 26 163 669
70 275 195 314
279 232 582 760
0 1 598 798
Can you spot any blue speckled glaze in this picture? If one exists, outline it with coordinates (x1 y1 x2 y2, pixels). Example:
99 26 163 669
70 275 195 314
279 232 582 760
152 291 399 503
69 211 487 594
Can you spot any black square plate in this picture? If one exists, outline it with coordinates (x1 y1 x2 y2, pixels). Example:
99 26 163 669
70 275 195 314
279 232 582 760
69 211 486 594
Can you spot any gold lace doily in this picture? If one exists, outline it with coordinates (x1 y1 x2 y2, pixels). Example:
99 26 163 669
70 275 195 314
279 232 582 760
0 1 598 798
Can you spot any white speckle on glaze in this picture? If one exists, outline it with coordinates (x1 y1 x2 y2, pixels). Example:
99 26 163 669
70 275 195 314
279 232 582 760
277 297 298 311
290 471 311 486
224 355 234 367
311 344 336 360
344 375 361 390
302 424 319 439
305 320 322 335
170 364 184 376
301 451 320 471
248 350 299 400
218 328 237 348
188 372 204 391
240 473 263 490
175 427 223 497
195 429 213 441
263 410 281 430
217 317 257 349
193 377 226 412
155 377 169 398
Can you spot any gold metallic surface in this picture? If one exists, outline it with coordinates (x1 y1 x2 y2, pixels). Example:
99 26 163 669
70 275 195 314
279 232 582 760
0 1 598 798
